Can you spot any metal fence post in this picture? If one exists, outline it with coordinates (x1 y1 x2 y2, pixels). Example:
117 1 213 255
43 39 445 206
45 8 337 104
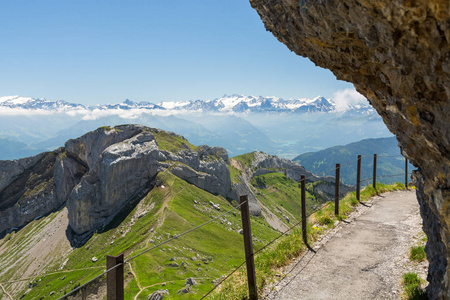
301 175 307 244
373 154 377 189
356 155 361 201
107 253 124 300
240 195 257 300
405 158 408 189
335 164 340 215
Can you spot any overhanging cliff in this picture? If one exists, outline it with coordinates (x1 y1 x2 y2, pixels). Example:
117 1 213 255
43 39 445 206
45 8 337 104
250 0 449 298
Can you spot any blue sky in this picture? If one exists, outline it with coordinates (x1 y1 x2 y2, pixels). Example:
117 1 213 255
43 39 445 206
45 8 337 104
0 0 354 105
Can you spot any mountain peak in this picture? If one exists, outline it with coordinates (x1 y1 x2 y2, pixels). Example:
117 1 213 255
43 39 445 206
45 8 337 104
0 94 372 114
123 99 135 106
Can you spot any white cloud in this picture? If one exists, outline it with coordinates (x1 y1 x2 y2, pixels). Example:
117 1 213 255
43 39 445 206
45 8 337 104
332 88 368 111
0 107 54 116
0 105 201 119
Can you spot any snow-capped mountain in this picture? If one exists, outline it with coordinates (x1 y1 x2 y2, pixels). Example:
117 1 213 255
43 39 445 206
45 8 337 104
0 95 86 111
0 94 373 114
156 94 374 114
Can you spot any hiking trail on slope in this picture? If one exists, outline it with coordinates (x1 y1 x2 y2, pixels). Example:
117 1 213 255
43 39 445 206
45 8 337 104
263 190 427 300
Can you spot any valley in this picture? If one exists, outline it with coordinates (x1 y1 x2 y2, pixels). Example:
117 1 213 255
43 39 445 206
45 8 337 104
293 137 414 185
0 94 392 160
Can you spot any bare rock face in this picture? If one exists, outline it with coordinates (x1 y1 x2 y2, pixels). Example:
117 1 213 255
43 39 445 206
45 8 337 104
65 125 231 234
0 151 63 234
250 0 449 297
0 125 232 238
0 154 44 191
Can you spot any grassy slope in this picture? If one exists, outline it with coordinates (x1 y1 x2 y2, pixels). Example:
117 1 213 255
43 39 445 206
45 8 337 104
233 153 255 168
230 152 325 224
251 172 318 223
2 170 280 299
151 130 199 153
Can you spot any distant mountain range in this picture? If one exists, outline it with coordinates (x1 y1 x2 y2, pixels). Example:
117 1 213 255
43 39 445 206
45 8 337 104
293 137 414 185
0 94 374 114
0 94 391 161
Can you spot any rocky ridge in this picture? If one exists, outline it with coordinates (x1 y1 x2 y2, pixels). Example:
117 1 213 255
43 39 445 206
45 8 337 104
0 151 64 236
230 151 352 216
250 0 449 298
0 125 348 242
0 125 232 237
64 125 232 235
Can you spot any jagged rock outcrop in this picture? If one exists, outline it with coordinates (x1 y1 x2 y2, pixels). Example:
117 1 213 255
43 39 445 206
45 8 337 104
0 154 45 191
250 0 449 297
0 125 232 237
0 151 63 234
248 152 351 195
230 151 352 215
64 125 231 234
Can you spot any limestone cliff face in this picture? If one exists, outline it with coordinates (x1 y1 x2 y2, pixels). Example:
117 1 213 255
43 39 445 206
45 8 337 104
250 0 449 297
0 125 232 238
0 151 63 234
64 125 231 234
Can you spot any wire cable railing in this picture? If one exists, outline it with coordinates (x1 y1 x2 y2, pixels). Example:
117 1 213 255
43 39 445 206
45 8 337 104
58 199 248 299
199 154 411 299
200 199 335 299
44 153 411 299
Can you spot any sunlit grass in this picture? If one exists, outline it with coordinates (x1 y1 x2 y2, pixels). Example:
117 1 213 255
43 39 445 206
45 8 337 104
402 272 427 299
209 182 407 299
410 246 426 262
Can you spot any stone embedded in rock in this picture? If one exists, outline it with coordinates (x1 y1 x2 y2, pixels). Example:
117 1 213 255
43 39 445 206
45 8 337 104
177 286 190 294
148 289 169 300
186 277 197 286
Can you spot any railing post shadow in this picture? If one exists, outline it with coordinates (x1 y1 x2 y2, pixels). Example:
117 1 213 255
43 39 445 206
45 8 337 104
335 164 340 215
107 253 124 300
240 195 258 300
301 175 307 244
356 155 361 201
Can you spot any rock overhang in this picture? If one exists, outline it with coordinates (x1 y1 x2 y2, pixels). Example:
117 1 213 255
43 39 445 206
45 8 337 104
250 0 449 298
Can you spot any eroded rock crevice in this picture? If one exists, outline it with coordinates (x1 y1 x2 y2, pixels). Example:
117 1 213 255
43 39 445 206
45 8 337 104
250 0 449 298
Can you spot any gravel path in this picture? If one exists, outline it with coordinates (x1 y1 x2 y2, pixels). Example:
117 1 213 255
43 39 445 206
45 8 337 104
263 190 424 300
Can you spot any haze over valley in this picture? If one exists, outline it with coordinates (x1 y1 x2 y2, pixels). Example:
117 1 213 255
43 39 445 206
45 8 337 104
0 93 392 161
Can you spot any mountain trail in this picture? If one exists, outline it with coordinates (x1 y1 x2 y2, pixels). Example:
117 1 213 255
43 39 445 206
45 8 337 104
0 282 13 300
127 262 142 300
263 190 425 299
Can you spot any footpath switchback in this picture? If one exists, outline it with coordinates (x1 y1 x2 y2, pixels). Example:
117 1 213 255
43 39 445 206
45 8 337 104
264 190 425 300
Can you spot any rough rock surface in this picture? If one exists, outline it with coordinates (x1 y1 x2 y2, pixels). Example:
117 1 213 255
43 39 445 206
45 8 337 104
0 125 232 237
64 125 231 234
0 151 63 235
250 0 449 298
0 154 45 191
147 289 169 300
